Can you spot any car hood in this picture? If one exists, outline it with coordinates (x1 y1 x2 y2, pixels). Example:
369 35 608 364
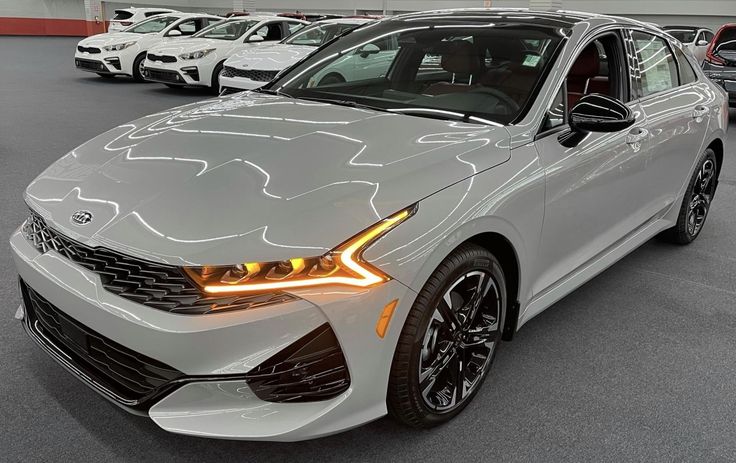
25 93 511 267
224 43 316 71
78 32 143 47
149 37 228 55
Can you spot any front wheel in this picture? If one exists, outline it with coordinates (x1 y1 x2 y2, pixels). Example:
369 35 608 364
210 62 224 95
662 148 718 244
388 243 506 427
132 53 146 82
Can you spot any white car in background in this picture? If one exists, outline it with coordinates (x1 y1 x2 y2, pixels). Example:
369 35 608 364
219 17 374 94
662 26 714 64
108 7 179 32
143 16 308 91
75 13 222 81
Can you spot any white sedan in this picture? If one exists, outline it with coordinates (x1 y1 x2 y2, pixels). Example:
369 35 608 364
143 16 308 91
107 7 179 33
219 18 373 94
75 13 222 81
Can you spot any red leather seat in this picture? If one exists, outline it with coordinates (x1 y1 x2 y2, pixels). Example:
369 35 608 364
568 44 602 107
424 42 483 95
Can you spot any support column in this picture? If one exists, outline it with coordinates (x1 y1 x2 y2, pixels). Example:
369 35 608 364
84 0 105 35
529 0 563 11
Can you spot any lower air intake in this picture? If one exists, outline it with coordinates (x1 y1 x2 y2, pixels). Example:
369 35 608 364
245 323 351 402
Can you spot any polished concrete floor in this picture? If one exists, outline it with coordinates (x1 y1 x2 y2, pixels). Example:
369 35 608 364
2 37 736 462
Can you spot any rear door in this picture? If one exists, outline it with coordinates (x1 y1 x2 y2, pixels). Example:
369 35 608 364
628 29 711 210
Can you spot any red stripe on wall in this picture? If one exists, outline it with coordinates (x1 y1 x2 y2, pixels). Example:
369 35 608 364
0 17 106 36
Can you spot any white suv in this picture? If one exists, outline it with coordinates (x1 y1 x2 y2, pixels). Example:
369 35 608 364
108 7 179 32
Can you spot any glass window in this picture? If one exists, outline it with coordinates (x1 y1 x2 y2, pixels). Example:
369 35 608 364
632 31 679 97
253 23 284 41
144 11 168 18
664 28 697 44
174 19 197 35
274 24 562 125
714 27 736 52
286 21 305 35
195 20 258 41
285 22 358 46
702 31 714 43
113 10 133 20
673 45 698 84
542 85 566 132
125 16 177 34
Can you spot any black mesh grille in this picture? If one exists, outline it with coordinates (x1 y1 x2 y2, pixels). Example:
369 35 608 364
75 58 106 71
245 323 351 402
20 280 185 405
77 45 101 54
221 66 279 82
144 68 182 83
147 53 177 63
22 210 297 315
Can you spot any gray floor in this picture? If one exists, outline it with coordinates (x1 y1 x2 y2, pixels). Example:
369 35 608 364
2 36 736 462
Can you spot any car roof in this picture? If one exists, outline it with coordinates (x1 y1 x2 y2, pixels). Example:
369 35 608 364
167 12 223 20
663 25 710 31
315 18 374 25
115 7 177 13
388 8 651 30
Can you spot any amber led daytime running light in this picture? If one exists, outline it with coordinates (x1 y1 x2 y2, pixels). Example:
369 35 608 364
199 207 414 294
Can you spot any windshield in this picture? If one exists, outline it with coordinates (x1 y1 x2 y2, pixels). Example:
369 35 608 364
195 19 258 40
125 16 177 34
270 21 563 125
285 22 363 47
665 28 697 44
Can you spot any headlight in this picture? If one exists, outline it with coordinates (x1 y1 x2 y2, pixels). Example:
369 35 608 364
179 48 216 60
102 41 136 52
184 206 416 295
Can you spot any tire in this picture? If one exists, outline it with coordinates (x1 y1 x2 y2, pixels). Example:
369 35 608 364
387 243 506 428
661 148 718 244
132 53 146 82
210 62 224 94
96 73 115 79
317 73 345 86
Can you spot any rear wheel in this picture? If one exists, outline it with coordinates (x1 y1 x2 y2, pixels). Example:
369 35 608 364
388 243 506 427
662 148 718 244
132 53 146 82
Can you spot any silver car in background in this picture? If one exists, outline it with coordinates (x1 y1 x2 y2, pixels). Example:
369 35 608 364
662 25 714 64
12 9 727 440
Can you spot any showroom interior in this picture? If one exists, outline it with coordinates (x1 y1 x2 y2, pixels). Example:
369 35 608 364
1 0 736 461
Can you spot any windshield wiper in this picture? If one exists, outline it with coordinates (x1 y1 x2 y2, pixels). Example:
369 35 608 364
387 108 500 126
296 96 388 112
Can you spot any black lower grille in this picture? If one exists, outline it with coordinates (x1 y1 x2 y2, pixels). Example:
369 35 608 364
77 45 101 54
147 53 177 63
20 280 185 407
22 209 297 315
245 323 351 402
221 66 278 82
144 68 183 83
75 58 106 72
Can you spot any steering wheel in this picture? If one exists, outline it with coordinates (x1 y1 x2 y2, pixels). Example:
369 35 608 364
468 86 521 113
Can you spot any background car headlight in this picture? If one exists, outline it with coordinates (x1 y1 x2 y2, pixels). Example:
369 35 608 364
183 206 416 295
102 41 136 52
179 49 216 60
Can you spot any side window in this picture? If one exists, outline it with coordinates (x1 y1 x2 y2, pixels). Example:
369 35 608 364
631 31 679 97
286 21 304 36
254 23 283 41
702 31 714 43
673 45 698 84
542 85 567 132
176 20 197 36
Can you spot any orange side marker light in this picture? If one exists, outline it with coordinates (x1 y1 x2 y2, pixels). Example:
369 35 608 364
376 299 399 339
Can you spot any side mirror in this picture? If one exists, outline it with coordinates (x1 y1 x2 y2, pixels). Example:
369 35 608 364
167 29 182 37
696 39 709 47
248 34 265 42
358 43 380 58
569 94 635 133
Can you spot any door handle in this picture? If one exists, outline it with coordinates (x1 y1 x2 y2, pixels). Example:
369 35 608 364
693 105 710 119
626 127 649 144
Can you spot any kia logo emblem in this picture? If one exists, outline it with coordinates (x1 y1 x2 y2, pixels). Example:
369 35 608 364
71 210 93 225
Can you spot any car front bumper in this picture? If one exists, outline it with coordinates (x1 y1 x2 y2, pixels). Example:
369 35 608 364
219 74 267 94
143 57 216 87
74 48 137 76
10 226 417 440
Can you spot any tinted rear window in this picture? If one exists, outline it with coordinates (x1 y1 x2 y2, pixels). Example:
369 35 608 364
113 11 134 20
715 28 736 52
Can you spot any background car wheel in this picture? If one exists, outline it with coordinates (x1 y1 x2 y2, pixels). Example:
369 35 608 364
210 62 224 94
388 243 506 428
661 148 718 245
96 73 115 79
132 53 146 82
317 73 345 86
